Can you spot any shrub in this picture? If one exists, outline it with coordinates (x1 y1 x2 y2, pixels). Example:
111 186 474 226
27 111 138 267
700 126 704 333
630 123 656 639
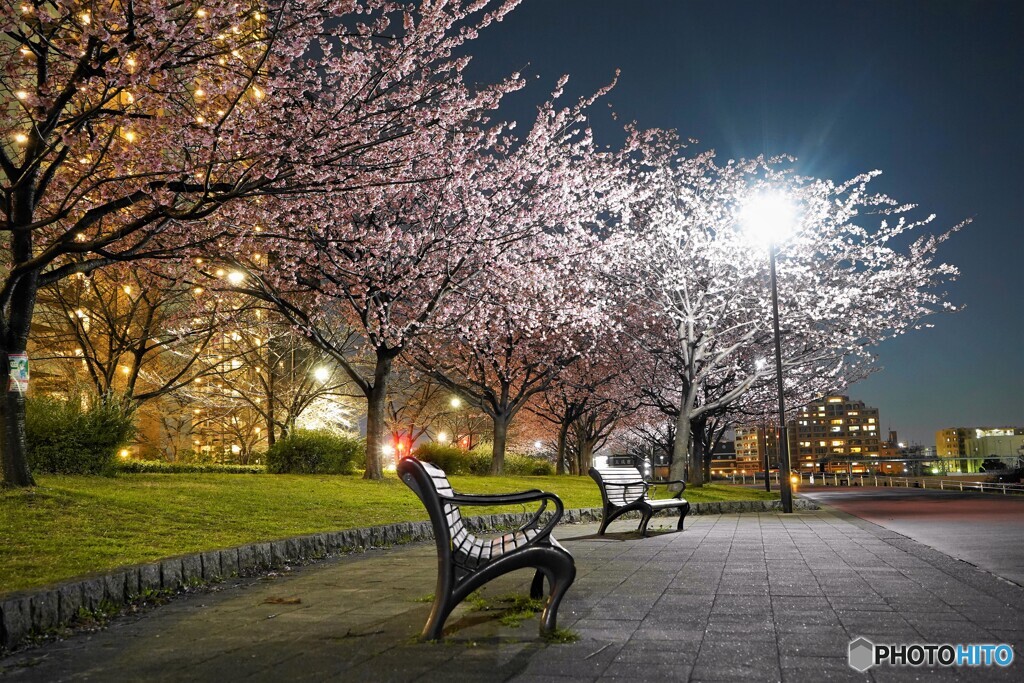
115 461 265 474
265 429 364 474
414 443 553 476
413 442 473 474
504 454 555 476
26 394 136 475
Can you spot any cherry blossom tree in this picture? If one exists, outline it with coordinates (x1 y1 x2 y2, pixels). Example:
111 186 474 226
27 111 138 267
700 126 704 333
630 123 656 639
0 0 524 485
231 75 637 479
618 149 964 487
531 333 640 474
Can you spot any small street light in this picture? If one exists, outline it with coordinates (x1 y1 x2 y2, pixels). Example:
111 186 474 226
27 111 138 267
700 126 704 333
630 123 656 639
742 191 798 513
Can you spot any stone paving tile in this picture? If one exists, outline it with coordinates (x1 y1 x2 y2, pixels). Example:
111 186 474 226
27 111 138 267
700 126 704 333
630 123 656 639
3 510 1024 682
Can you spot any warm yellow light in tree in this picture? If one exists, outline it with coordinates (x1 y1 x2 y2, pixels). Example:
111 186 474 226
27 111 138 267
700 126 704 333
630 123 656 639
196 9 208 18
123 130 137 143
251 85 264 100
80 12 90 24
19 47 31 56
226 270 245 285
194 88 205 98
119 449 130 459
437 432 448 444
450 397 462 408
193 286 204 294
13 133 28 144
126 56 136 70
314 367 330 383
120 366 131 375
20 3 31 13
15 90 28 100
215 268 225 277
196 115 205 124
122 285 133 295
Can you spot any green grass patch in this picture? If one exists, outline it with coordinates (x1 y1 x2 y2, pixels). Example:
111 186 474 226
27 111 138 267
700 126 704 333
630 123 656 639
1 473 776 595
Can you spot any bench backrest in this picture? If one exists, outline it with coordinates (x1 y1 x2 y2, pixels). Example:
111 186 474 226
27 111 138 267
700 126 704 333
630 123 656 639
398 456 469 558
590 465 647 507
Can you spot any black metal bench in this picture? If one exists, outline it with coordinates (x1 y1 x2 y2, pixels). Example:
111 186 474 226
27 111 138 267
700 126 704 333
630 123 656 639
589 464 691 537
398 456 576 641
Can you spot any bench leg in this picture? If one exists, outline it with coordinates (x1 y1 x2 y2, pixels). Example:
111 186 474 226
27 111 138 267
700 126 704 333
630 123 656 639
676 502 691 531
638 509 653 537
421 593 457 641
530 569 545 600
597 506 613 536
538 554 577 636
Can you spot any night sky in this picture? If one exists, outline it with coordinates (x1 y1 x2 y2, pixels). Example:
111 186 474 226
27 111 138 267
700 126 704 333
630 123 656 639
463 0 1023 447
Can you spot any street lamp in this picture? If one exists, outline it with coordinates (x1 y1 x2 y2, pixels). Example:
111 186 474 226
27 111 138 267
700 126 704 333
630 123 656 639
742 191 798 513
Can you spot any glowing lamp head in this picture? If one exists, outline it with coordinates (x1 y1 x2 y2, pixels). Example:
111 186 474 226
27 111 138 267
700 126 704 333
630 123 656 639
313 367 330 383
740 191 797 245
382 444 395 457
226 270 245 285
450 397 462 409
437 432 448 444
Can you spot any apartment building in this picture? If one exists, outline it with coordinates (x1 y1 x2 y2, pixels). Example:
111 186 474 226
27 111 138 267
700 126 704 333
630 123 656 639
734 395 883 475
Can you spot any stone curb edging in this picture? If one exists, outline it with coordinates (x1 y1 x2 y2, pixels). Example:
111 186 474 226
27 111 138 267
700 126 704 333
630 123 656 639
0 498 816 653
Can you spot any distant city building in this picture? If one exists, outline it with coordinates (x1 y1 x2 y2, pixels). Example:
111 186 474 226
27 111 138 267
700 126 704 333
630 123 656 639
936 427 1024 473
734 395 883 475
732 426 778 474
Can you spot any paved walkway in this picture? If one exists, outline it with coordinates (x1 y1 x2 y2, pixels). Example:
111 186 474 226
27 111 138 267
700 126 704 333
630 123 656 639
803 487 1024 586
2 508 1022 682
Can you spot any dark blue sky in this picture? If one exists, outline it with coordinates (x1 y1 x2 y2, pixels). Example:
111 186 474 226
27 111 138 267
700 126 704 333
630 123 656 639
464 0 1023 446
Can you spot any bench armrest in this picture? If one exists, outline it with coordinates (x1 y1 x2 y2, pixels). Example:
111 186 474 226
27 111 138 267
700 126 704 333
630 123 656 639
444 490 548 506
442 490 565 538
651 479 687 499
602 480 649 489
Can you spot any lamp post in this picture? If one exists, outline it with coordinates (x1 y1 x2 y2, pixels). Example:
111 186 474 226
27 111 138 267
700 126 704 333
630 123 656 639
742 192 796 513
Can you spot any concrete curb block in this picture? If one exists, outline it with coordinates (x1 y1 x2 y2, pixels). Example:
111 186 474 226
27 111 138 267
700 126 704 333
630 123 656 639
0 498 814 652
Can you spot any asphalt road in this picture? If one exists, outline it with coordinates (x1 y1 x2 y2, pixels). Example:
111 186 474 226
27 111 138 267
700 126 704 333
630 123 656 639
802 487 1024 586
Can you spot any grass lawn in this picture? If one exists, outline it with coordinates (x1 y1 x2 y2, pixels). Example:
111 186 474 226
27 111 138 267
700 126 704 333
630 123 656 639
0 473 778 595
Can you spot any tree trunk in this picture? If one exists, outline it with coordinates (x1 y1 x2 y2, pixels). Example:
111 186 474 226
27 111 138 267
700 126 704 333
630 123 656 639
669 408 691 490
691 427 705 488
363 350 395 480
579 438 597 475
0 355 34 487
1 236 39 487
555 418 570 475
490 413 509 475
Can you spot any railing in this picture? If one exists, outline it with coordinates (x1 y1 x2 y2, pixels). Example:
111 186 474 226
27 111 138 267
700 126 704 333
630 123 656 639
792 472 1024 495
724 471 1024 495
